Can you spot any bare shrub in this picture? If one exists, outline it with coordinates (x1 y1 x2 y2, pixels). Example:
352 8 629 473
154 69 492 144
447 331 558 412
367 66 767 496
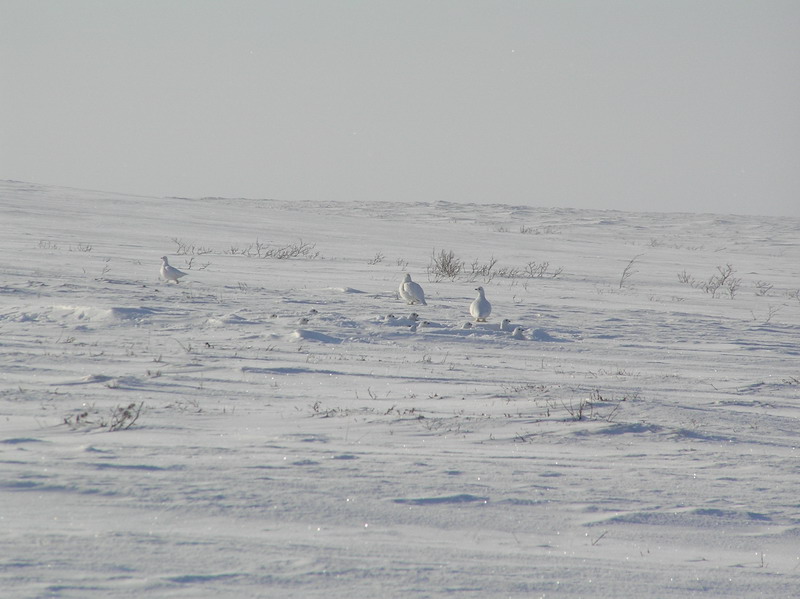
428 249 563 282
265 240 321 260
562 396 594 421
250 239 320 259
225 244 249 255
619 254 643 289
705 264 740 298
222 239 322 260
752 305 781 325
519 225 560 235
427 249 464 281
467 257 506 282
171 238 214 255
64 402 143 431
754 281 773 296
678 264 741 299
107 403 144 430
524 261 562 278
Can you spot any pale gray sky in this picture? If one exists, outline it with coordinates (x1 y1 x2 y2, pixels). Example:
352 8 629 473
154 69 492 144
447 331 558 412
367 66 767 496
2 0 799 216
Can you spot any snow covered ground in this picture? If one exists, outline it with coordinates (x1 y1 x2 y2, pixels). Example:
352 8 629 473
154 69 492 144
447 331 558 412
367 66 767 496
1 180 799 598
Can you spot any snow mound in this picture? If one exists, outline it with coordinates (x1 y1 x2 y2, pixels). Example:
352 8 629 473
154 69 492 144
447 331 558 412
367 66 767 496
290 329 342 344
205 313 258 326
52 305 155 323
327 287 365 294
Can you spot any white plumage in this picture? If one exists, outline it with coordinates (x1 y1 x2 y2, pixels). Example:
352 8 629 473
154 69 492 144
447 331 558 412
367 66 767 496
160 256 187 284
470 286 492 322
511 326 526 340
399 274 427 305
500 318 513 332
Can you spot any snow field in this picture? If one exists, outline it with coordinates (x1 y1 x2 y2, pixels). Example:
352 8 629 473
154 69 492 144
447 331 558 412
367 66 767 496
1 181 799 597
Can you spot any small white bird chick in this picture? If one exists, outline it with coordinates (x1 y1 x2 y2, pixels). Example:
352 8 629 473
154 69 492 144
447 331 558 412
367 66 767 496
511 326 526 340
160 256 187 284
500 318 514 332
399 274 427 305
470 286 492 322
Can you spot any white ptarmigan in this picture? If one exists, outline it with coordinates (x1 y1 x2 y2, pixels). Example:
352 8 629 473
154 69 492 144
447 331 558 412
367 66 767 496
399 274 427 305
470 286 492 322
160 256 187 284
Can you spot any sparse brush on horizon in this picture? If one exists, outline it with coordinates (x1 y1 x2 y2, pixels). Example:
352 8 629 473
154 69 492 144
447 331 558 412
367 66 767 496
427 248 562 283
175 237 322 260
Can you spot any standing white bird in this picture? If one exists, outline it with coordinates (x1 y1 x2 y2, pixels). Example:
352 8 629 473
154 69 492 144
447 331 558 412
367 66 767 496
470 286 492 322
399 274 427 305
160 256 187 284
511 326 526 340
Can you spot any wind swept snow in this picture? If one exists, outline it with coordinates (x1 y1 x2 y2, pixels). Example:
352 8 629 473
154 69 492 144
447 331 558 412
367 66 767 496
1 180 799 597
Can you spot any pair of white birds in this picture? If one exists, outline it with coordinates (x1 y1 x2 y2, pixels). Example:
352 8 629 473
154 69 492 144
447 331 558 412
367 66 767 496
399 274 492 322
470 292 528 340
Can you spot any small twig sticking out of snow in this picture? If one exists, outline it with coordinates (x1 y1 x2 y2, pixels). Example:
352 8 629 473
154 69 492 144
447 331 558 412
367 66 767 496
108 402 144 431
173 338 193 354
754 281 773 296
752 305 781 325
619 254 643 289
